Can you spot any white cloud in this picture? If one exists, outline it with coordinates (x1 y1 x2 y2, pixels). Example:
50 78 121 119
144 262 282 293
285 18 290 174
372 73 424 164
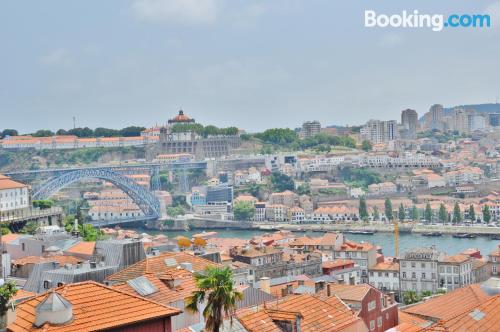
131 0 218 24
39 49 73 66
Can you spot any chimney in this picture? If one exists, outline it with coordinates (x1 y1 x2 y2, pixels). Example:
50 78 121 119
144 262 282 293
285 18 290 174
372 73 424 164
327 284 331 297
260 277 271 294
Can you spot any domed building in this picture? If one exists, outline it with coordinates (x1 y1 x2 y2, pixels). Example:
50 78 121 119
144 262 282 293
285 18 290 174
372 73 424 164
147 109 241 160
168 110 195 124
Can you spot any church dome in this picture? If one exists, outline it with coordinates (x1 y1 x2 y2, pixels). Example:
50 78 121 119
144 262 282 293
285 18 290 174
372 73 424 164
168 110 195 124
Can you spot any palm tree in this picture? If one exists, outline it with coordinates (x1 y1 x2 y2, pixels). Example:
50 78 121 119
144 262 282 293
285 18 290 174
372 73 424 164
185 266 243 332
403 290 420 305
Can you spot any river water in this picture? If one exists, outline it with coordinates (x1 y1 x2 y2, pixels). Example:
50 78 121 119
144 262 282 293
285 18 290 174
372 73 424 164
135 228 500 257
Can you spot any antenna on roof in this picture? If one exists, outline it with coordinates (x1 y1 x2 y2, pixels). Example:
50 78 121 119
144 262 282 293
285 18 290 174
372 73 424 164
73 116 76 129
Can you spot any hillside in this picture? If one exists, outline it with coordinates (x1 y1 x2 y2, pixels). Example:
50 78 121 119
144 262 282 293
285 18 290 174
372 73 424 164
0 146 146 172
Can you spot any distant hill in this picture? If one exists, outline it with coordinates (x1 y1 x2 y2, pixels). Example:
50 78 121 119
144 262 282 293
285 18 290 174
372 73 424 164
444 103 500 115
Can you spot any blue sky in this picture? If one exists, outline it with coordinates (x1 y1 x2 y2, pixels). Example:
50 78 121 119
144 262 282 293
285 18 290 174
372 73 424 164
1 0 500 133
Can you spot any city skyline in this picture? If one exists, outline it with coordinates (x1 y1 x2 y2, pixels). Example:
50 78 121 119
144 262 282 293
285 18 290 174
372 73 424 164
2 0 500 133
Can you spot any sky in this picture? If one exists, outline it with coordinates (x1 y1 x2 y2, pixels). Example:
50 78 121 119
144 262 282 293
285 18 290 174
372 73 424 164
1 0 500 133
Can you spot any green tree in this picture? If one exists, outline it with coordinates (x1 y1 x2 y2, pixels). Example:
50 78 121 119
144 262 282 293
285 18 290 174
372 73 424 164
32 200 54 209
20 221 39 235
398 203 406 221
483 205 491 223
384 198 393 221
270 172 294 192
438 203 447 224
452 202 462 223
372 205 380 221
359 196 368 220
421 290 433 298
361 140 372 151
469 204 476 221
0 281 18 329
411 205 419 221
254 128 298 145
1 129 18 138
425 203 433 222
296 184 310 196
119 126 146 137
167 206 185 218
31 129 55 137
233 201 255 221
403 291 420 305
185 267 243 332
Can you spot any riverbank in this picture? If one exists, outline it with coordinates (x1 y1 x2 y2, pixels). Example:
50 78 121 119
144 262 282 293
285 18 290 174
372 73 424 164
129 227 500 258
145 217 500 236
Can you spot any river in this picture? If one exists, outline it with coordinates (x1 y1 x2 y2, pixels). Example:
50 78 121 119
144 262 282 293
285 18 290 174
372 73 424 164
134 228 500 257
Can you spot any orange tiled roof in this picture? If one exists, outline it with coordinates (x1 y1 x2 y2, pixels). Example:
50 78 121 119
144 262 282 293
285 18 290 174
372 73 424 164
424 295 500 332
0 233 23 244
339 240 374 252
237 294 362 332
12 289 36 303
0 176 27 190
65 241 96 257
371 261 400 271
440 254 470 264
398 310 430 327
112 271 197 305
324 284 372 303
12 255 83 266
105 251 220 283
402 284 491 321
322 259 355 269
8 281 180 332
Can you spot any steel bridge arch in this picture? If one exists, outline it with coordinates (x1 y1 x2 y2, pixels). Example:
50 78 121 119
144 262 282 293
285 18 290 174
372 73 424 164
32 169 160 217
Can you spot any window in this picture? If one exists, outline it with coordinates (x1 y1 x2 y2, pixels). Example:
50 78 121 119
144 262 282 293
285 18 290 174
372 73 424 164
412 272 416 279
369 320 375 331
411 262 416 268
402 261 407 267
377 316 382 327
368 300 376 311
422 272 426 279
402 272 407 278
421 263 426 268
22 243 25 251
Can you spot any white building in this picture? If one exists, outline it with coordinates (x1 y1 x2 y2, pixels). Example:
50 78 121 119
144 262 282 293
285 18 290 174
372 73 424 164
400 247 444 295
0 174 30 220
438 254 473 291
368 260 400 294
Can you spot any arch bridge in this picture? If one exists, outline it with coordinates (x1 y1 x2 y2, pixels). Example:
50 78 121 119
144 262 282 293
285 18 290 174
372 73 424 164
32 168 161 219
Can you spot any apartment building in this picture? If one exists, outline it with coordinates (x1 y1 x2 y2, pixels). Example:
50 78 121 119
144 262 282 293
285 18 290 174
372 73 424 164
360 120 398 143
369 260 400 297
400 247 444 294
0 174 30 220
334 240 378 283
438 254 473 291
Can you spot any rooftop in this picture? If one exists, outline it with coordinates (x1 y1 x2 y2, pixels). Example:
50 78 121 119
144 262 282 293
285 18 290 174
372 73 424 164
8 281 180 332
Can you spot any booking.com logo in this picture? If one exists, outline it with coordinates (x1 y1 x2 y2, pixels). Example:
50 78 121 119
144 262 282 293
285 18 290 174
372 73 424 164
365 10 491 31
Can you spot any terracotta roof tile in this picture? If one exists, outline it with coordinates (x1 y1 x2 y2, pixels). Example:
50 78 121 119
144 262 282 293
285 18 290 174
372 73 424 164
112 272 197 305
105 251 220 283
64 241 96 257
237 294 362 332
324 284 372 302
402 284 491 321
8 281 180 332
424 295 500 332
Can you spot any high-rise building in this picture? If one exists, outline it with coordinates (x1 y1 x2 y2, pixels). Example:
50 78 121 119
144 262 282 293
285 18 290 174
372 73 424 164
429 104 444 131
488 113 500 127
360 120 398 143
451 108 476 134
301 121 321 139
401 109 418 139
